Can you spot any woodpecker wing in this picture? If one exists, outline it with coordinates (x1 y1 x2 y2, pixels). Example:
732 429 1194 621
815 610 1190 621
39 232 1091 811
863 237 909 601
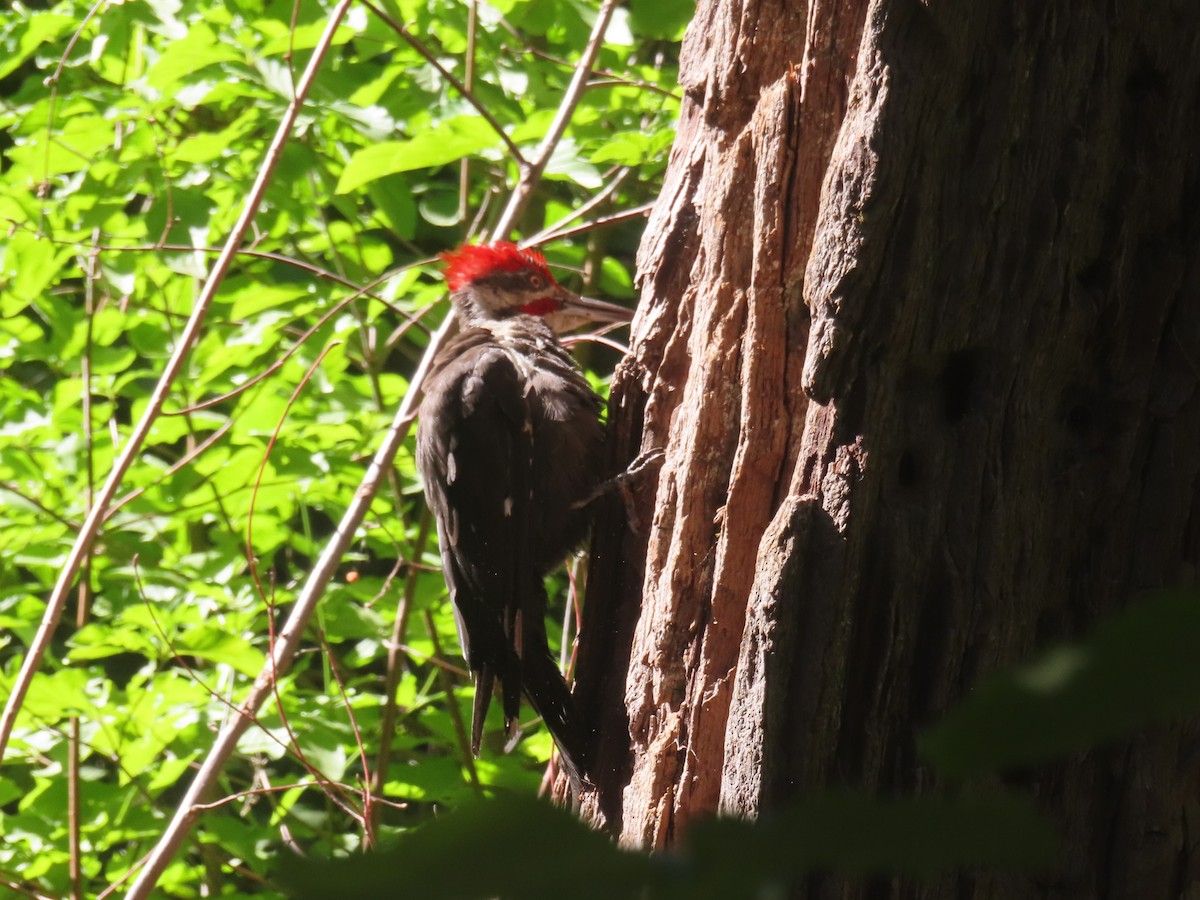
417 330 542 752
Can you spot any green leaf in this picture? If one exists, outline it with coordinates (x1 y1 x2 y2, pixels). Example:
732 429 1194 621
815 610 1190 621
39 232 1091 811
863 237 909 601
173 625 266 677
0 12 76 80
285 794 656 899
629 0 696 40
922 589 1200 778
335 117 501 193
146 22 242 90
284 791 1058 899
686 792 1058 885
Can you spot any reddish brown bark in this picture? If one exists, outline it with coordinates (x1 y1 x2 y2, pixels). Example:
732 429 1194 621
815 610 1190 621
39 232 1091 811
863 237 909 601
576 1 1200 897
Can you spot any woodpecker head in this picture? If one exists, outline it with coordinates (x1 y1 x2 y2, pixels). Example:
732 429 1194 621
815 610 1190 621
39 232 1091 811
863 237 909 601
440 241 632 332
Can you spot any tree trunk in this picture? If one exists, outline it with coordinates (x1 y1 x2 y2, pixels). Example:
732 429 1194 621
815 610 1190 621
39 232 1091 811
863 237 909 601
574 1 1200 897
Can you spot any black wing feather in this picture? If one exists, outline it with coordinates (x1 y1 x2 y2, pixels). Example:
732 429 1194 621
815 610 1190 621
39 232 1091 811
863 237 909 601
417 328 593 779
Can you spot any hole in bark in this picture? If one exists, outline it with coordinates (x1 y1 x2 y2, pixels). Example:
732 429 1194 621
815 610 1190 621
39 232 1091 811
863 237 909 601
939 350 977 424
1059 387 1105 442
834 381 867 445
1126 51 1168 97
1065 403 1094 436
997 764 1041 789
897 448 921 487
1036 606 1069 645
910 563 953 721
1077 258 1109 293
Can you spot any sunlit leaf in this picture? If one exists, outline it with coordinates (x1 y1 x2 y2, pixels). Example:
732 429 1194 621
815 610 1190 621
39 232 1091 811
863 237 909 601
922 589 1200 778
336 117 501 193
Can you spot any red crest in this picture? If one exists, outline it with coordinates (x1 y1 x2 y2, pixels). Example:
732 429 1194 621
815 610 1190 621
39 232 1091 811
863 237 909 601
439 241 555 292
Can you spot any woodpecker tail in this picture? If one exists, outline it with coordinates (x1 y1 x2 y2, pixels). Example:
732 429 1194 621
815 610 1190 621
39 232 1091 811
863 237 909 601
470 653 523 758
470 667 493 757
521 649 592 786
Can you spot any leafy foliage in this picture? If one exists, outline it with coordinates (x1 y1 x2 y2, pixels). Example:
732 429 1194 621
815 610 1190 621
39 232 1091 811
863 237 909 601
286 791 1059 899
0 0 683 895
921 589 1200 778
291 589 1200 899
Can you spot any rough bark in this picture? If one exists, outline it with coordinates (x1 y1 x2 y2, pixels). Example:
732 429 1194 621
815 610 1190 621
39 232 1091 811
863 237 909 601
576 1 1200 897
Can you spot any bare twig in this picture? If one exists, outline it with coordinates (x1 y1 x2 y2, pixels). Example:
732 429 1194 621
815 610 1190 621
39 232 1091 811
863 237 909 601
357 0 525 165
492 0 619 236
494 22 681 101
534 201 654 245
561 331 632 356
0 0 358 766
106 421 233 517
458 0 478 222
242 345 362 824
319 635 376 846
370 507 432 825
1 224 408 312
134 562 356 809
169 273 425 417
0 874 56 900
391 644 470 678
424 609 481 791
522 168 631 247
68 231 101 900
0 481 77 529
37 0 108 233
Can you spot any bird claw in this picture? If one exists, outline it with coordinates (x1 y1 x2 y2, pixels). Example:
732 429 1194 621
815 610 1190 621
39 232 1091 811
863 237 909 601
622 447 665 480
573 446 665 533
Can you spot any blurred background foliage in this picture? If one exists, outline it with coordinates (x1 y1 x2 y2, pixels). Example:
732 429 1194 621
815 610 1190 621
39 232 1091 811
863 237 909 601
0 0 686 895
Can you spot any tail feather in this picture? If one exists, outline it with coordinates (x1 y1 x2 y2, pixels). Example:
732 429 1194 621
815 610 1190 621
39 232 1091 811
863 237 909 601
522 650 592 785
470 666 494 757
502 661 522 742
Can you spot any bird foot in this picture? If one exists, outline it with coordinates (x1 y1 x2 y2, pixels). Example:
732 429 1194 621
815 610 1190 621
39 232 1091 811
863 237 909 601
573 447 665 532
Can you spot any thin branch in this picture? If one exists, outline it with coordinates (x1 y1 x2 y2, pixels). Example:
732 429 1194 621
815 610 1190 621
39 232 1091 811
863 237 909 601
242 344 366 824
167 271 425 417
0 481 77 529
2 225 407 312
0 0 357 766
118 0 620 889
319 635 375 846
62 3 359 894
371 507 432 825
389 643 469 678
533 201 654 245
561 331 632 356
106 421 233 518
37 0 109 233
190 782 337 812
522 167 631 247
458 0 478 222
0 875 56 900
492 0 620 236
495 22 681 101
68 230 101 900
357 0 525 165
134 563 355 808
424 609 480 791
121 312 452 899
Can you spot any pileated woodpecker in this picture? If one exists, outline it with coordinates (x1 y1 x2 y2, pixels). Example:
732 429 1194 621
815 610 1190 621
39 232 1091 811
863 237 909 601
415 241 631 782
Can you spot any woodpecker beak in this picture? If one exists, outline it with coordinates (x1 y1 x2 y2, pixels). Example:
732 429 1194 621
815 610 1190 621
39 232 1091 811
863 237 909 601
545 287 634 333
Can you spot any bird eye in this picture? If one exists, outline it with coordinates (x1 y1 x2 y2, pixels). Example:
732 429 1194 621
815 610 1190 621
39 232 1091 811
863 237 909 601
528 273 546 290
